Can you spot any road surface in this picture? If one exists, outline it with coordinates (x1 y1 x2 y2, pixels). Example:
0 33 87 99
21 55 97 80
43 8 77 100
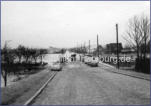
32 62 150 105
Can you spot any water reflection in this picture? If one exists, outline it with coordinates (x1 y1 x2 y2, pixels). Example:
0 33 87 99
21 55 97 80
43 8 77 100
43 54 61 65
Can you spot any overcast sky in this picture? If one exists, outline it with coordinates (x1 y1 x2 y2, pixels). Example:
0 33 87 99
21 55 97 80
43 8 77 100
1 1 150 48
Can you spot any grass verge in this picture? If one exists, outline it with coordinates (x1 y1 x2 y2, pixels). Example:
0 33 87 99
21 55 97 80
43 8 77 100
1 68 53 105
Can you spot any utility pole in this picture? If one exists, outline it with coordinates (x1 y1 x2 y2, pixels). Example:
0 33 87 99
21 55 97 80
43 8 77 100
97 34 99 57
76 43 78 53
84 42 86 55
89 40 90 54
116 24 119 69
80 44 82 54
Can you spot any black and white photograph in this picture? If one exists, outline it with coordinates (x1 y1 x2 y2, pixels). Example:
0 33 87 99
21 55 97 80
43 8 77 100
1 1 150 105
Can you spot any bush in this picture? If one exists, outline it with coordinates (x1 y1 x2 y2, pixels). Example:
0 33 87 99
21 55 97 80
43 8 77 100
135 58 150 74
1 62 47 75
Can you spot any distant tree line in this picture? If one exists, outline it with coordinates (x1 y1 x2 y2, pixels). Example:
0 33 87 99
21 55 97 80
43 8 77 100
1 42 48 87
54 48 66 54
69 46 87 54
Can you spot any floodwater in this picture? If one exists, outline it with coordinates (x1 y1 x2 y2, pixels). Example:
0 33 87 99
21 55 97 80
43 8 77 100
43 54 61 65
1 54 60 87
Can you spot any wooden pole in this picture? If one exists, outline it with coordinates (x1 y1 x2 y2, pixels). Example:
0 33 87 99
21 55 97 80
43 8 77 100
89 40 90 54
83 42 85 55
97 34 99 57
116 24 119 69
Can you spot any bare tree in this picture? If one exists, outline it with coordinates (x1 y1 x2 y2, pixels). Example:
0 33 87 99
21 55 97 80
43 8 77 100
22 47 31 63
39 49 47 63
123 15 150 59
15 45 25 63
1 41 15 87
139 15 150 59
31 49 40 64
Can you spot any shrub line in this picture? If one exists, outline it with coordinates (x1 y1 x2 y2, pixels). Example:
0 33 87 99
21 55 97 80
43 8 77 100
99 62 150 81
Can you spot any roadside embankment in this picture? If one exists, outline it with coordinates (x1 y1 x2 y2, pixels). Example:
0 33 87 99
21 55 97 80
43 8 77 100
1 68 53 105
99 62 150 81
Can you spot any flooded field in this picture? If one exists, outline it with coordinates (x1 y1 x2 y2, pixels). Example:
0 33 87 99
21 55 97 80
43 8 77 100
1 54 60 88
43 54 61 65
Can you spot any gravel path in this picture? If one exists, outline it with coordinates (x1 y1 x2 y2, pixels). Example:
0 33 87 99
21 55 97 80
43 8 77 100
32 62 150 105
